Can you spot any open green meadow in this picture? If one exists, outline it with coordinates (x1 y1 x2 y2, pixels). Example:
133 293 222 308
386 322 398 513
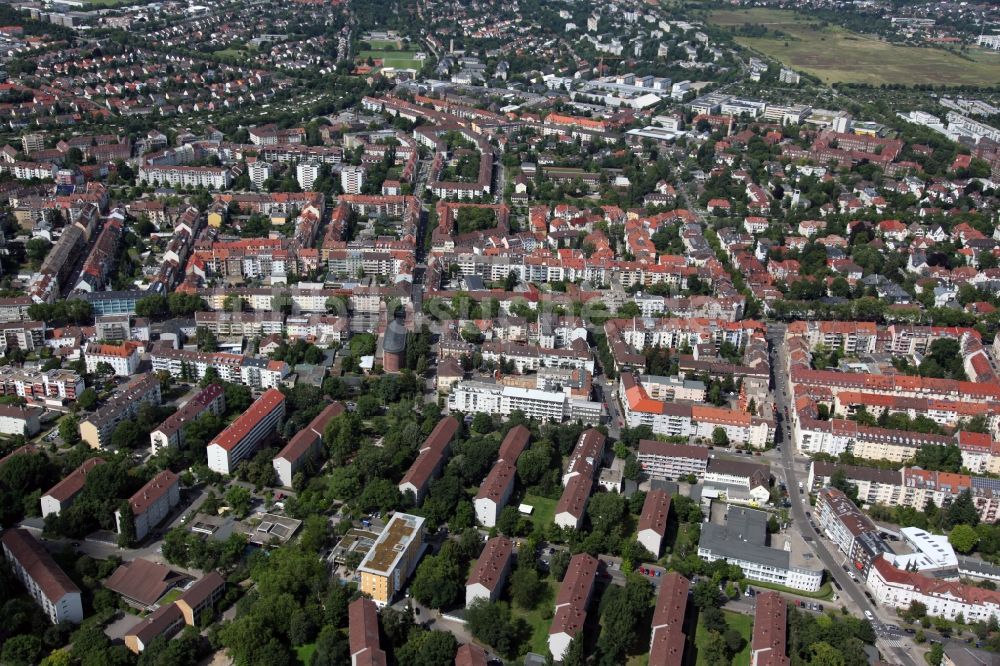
708 8 1000 86
359 50 422 70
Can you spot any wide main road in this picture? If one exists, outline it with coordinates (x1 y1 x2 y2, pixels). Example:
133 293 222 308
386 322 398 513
766 323 917 666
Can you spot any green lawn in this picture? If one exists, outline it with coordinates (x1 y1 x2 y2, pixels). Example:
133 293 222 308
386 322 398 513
694 610 752 666
214 47 254 60
510 580 557 656
748 579 834 600
367 38 404 49
295 643 316 665
522 494 557 530
708 8 1000 86
157 588 183 605
359 50 422 70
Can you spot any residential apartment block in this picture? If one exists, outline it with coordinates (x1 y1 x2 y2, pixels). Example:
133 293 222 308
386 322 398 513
1 528 83 624
465 535 513 607
356 513 425 608
207 388 286 475
636 439 710 479
548 553 598 662
150 383 226 454
80 374 161 449
398 416 459 505
473 425 530 527
273 401 344 487
40 457 105 517
115 469 180 542
649 572 690 666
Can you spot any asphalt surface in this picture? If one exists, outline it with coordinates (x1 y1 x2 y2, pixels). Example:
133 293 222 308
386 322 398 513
766 323 918 666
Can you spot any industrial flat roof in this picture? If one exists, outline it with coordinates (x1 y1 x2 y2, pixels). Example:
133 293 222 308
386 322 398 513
357 513 424 575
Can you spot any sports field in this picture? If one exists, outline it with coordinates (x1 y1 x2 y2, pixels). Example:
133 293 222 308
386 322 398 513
359 49 422 69
709 9 1000 86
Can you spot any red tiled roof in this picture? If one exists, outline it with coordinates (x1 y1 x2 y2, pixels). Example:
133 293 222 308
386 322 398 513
275 401 344 464
550 553 598 638
751 592 789 666
348 597 387 666
455 644 488 666
43 457 105 503
649 572 690 666
127 469 178 517
498 424 530 463
209 388 285 452
638 490 671 539
466 535 513 592
0 528 80 602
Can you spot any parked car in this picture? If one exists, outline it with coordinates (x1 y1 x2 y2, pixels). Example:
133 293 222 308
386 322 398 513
864 610 874 621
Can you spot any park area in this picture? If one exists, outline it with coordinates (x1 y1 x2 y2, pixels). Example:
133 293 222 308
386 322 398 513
708 8 1000 86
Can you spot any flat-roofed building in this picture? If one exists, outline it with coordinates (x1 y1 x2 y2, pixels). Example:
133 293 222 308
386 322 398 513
649 572 690 666
349 597 387 666
466 535 513 607
273 401 344 487
637 439 709 479
751 592 789 666
150 383 225 454
0 528 83 624
398 416 459 504
40 457 104 517
115 470 180 541
357 513 425 607
548 553 598 662
637 489 671 557
207 388 285 475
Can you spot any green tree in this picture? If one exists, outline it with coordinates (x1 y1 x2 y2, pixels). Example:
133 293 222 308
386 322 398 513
58 415 80 446
949 524 980 554
25 238 51 267
76 388 98 411
394 630 457 666
117 500 136 548
411 553 463 609
111 421 141 450
509 565 543 609
712 427 729 447
225 485 252 518
1 635 43 666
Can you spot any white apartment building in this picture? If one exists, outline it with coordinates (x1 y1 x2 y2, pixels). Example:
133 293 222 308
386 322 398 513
341 165 365 194
84 342 141 377
138 166 232 189
296 161 320 191
636 439 709 479
206 389 285 474
1 529 83 624
115 470 180 542
248 161 272 190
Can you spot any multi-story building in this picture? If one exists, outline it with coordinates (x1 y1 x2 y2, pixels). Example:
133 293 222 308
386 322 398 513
548 553 598 662
473 425 530 527
80 374 162 449
150 384 226 454
554 475 592 530
867 556 1000 623
698 507 823 592
341 165 365 194
138 165 232 189
0 320 45 354
150 346 288 390
194 311 285 339
1 528 83 624
40 457 105 518
649 572 690 666
814 488 889 579
115 470 180 542
207 388 285 475
638 489 671 557
448 381 602 424
248 161 272 190
84 341 141 376
398 416 459 504
0 367 84 403
357 513 425 608
0 404 41 436
348 597 387 666
125 571 225 654
465 535 513 607
636 440 709 479
296 161 320 191
94 314 150 342
273 402 344 487
751 592 789 666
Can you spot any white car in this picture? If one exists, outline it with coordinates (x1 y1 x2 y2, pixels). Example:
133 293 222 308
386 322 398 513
864 610 874 621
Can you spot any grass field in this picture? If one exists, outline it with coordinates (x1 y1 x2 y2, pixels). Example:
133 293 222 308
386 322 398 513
510 579 557 655
367 38 404 49
521 493 557 530
693 610 752 666
214 47 254 60
295 643 316 665
157 588 184 605
359 50 422 70
749 579 834 600
708 8 1000 86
